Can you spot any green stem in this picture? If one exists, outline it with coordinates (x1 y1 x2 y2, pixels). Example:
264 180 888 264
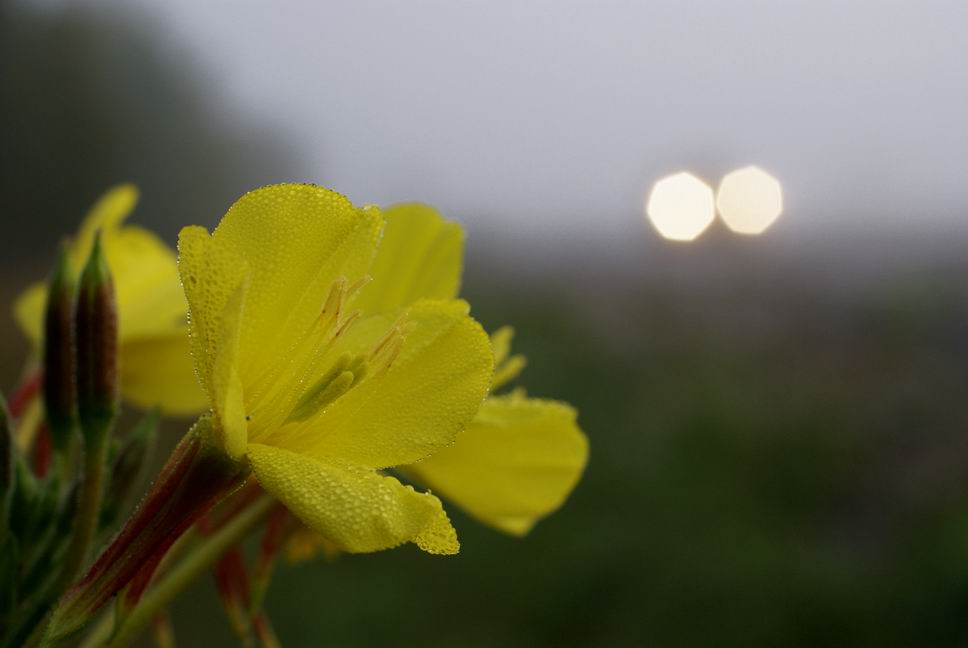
58 427 109 593
74 610 112 648
101 496 275 648
75 527 200 648
16 429 110 648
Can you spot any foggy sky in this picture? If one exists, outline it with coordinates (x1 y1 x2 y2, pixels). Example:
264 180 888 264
42 0 968 245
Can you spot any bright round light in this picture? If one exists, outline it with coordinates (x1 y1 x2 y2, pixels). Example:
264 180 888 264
645 172 716 242
716 166 783 235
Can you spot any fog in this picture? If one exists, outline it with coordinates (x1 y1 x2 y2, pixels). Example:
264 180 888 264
55 0 968 250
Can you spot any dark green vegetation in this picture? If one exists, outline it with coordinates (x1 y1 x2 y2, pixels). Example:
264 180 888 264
0 2 292 269
167 259 968 647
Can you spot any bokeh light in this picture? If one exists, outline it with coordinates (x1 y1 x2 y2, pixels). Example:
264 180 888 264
716 166 783 235
645 172 716 242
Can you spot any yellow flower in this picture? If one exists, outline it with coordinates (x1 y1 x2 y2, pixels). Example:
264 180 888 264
177 184 493 555
14 185 207 415
354 202 589 536
402 336 587 535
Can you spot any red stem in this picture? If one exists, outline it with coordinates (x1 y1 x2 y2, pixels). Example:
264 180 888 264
48 432 247 640
10 369 42 418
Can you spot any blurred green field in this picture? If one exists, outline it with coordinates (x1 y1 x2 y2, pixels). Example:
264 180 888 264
160 263 968 647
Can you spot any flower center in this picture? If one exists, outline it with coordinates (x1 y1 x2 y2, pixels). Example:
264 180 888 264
274 279 408 425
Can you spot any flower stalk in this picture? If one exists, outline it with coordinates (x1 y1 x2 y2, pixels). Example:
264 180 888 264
249 504 290 616
2 183 588 648
98 410 159 531
102 496 274 648
54 235 119 600
45 420 248 644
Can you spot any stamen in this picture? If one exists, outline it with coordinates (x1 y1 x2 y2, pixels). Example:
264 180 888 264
318 277 365 344
372 335 404 373
317 278 347 337
345 354 369 384
286 354 361 423
333 310 361 340
345 276 371 302
259 276 405 428
254 277 365 429
369 316 409 374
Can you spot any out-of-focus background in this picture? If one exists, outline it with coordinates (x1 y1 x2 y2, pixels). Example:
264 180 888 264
3 1 968 645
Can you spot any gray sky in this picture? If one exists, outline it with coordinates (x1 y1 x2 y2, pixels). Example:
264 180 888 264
61 0 968 245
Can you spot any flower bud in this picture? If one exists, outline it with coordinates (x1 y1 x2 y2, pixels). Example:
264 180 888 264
30 464 60 530
75 234 118 434
32 424 52 478
99 411 159 530
48 419 248 641
8 460 37 538
42 244 78 449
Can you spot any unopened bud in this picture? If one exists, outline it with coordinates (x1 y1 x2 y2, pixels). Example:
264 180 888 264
29 463 60 535
42 244 78 448
49 419 248 640
33 424 53 478
8 459 35 538
75 234 118 433
100 411 159 529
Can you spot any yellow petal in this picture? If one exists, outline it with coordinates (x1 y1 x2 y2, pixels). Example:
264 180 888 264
210 282 249 460
248 443 458 555
490 326 513 367
71 184 140 270
401 393 588 536
209 185 382 387
13 185 206 416
489 326 526 391
16 287 202 417
15 233 202 416
260 299 492 469
15 230 187 343
119 334 209 416
15 398 43 451
285 527 341 563
352 203 463 315
177 225 249 400
74 185 187 341
14 186 183 344
13 283 45 347
104 226 188 341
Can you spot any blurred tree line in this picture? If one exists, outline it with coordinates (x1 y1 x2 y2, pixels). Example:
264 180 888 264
0 1 293 276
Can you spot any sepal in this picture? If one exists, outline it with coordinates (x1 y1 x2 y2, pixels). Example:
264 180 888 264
46 418 248 642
